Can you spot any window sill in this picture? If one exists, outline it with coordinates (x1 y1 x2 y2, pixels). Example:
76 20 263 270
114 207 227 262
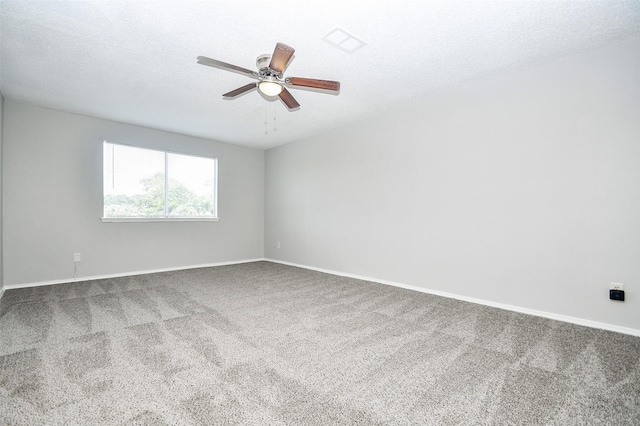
101 217 219 223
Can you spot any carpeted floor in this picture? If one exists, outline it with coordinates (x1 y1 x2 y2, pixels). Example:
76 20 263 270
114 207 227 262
0 261 638 425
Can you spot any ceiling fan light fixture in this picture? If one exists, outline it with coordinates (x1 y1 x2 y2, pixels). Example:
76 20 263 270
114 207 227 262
258 81 284 97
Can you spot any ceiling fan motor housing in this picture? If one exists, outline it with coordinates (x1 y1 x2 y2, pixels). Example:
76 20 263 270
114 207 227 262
256 54 271 71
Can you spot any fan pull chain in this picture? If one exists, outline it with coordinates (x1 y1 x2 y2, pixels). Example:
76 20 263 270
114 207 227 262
264 103 268 135
273 104 277 133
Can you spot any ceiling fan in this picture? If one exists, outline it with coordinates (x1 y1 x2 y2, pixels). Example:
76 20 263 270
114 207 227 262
197 42 340 111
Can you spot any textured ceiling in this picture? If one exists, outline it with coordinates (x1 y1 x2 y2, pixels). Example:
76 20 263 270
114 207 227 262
1 1 640 149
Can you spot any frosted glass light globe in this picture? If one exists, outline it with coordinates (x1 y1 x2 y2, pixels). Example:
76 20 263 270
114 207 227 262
258 81 284 96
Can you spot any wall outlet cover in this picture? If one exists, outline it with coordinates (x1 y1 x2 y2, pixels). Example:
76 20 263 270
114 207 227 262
609 289 625 301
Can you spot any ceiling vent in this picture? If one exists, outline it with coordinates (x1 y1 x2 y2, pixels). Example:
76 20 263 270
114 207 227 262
323 28 366 54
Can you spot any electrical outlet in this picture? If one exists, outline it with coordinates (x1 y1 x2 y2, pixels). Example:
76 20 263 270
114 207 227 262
610 289 625 301
74 253 82 263
276 242 281 249
611 282 624 291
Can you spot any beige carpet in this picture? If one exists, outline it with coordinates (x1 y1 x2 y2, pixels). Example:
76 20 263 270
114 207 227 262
1 261 639 424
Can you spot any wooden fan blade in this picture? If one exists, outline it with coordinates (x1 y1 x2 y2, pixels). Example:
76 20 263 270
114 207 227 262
278 88 300 110
197 56 259 79
287 77 340 92
268 43 295 73
223 83 257 98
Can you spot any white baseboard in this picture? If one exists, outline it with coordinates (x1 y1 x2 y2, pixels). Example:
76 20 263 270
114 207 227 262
2 258 266 291
265 258 640 337
4 257 638 337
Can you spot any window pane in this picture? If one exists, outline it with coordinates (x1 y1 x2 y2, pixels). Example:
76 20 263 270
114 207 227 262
103 142 165 217
167 153 217 217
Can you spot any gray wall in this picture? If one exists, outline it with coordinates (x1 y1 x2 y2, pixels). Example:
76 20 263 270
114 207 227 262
0 93 4 292
265 38 640 330
3 102 264 285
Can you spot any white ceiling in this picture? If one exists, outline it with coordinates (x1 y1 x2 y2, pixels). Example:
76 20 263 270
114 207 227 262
1 1 640 149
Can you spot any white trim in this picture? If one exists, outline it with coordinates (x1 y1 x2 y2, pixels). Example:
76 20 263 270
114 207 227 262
3 258 266 290
265 258 640 337
101 217 219 223
4 257 638 337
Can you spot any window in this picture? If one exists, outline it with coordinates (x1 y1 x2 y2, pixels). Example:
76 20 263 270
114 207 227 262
102 142 218 221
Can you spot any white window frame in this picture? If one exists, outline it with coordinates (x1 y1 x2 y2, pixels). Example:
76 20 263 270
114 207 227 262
101 141 219 222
